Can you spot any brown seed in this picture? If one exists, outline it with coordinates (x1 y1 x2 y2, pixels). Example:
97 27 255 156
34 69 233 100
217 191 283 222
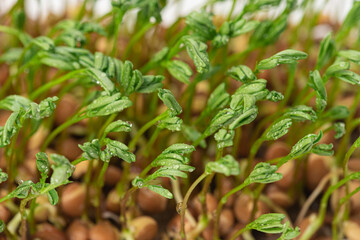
234 194 269 224
34 196 51 222
72 159 89 179
266 185 293 209
296 213 317 239
106 189 121 213
349 158 360 172
136 187 168 214
202 224 214 240
66 220 89 240
275 160 295 190
265 142 290 161
130 216 158 240
344 221 360 240
34 223 67 240
27 126 48 151
89 221 118 240
190 193 217 218
61 182 86 217
226 223 245 240
220 177 235 208
337 180 360 214
219 208 235 236
104 165 122 186
306 154 331 191
0 110 11 126
57 137 83 161
0 204 10 223
54 94 79 125
167 214 195 237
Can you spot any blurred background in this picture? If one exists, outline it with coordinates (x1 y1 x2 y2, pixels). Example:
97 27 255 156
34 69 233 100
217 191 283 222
0 0 354 27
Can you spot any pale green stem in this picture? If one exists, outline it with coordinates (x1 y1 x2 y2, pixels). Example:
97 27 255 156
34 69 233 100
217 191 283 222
180 172 209 239
128 111 168 151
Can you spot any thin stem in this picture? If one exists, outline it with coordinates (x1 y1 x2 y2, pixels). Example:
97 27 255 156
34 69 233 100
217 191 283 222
128 111 168 151
180 172 209 239
123 22 156 60
29 69 87 100
214 182 248 239
95 160 109 221
120 186 138 230
41 115 87 151
299 172 360 240
229 226 249 240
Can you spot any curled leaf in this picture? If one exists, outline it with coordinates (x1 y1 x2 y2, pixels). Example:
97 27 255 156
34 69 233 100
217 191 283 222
265 118 292 141
158 89 182 116
183 37 210 73
247 162 282 184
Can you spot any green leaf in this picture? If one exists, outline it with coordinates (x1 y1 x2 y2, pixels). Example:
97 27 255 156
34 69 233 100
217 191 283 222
311 143 334 156
79 139 101 160
86 68 116 94
325 61 350 77
265 118 292 141
257 49 308 70
316 32 335 69
0 95 32 111
149 167 188 180
50 154 74 183
230 20 259 37
322 106 349 120
309 70 327 112
158 116 183 132
229 106 258 130
228 65 256 83
247 162 282 184
47 189 59 205
39 97 59 118
105 120 132 135
234 79 267 95
31 36 55 51
182 125 206 148
12 180 33 199
152 153 189 167
212 34 229 48
334 122 345 139
165 60 193 84
250 15 287 47
284 105 317 122
199 83 230 120
247 213 285 234
162 143 196 155
103 138 135 163
125 69 144 95
146 185 173 199
266 91 284 102
244 0 282 13
338 50 360 64
214 129 235 149
86 93 132 117
0 48 23 63
183 37 210 73
206 155 240 176
0 169 8 184
158 89 182 116
136 75 164 93
290 132 323 158
277 222 300 240
333 70 360 85
36 152 50 175
204 108 236 136
185 11 216 40
0 220 4 233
